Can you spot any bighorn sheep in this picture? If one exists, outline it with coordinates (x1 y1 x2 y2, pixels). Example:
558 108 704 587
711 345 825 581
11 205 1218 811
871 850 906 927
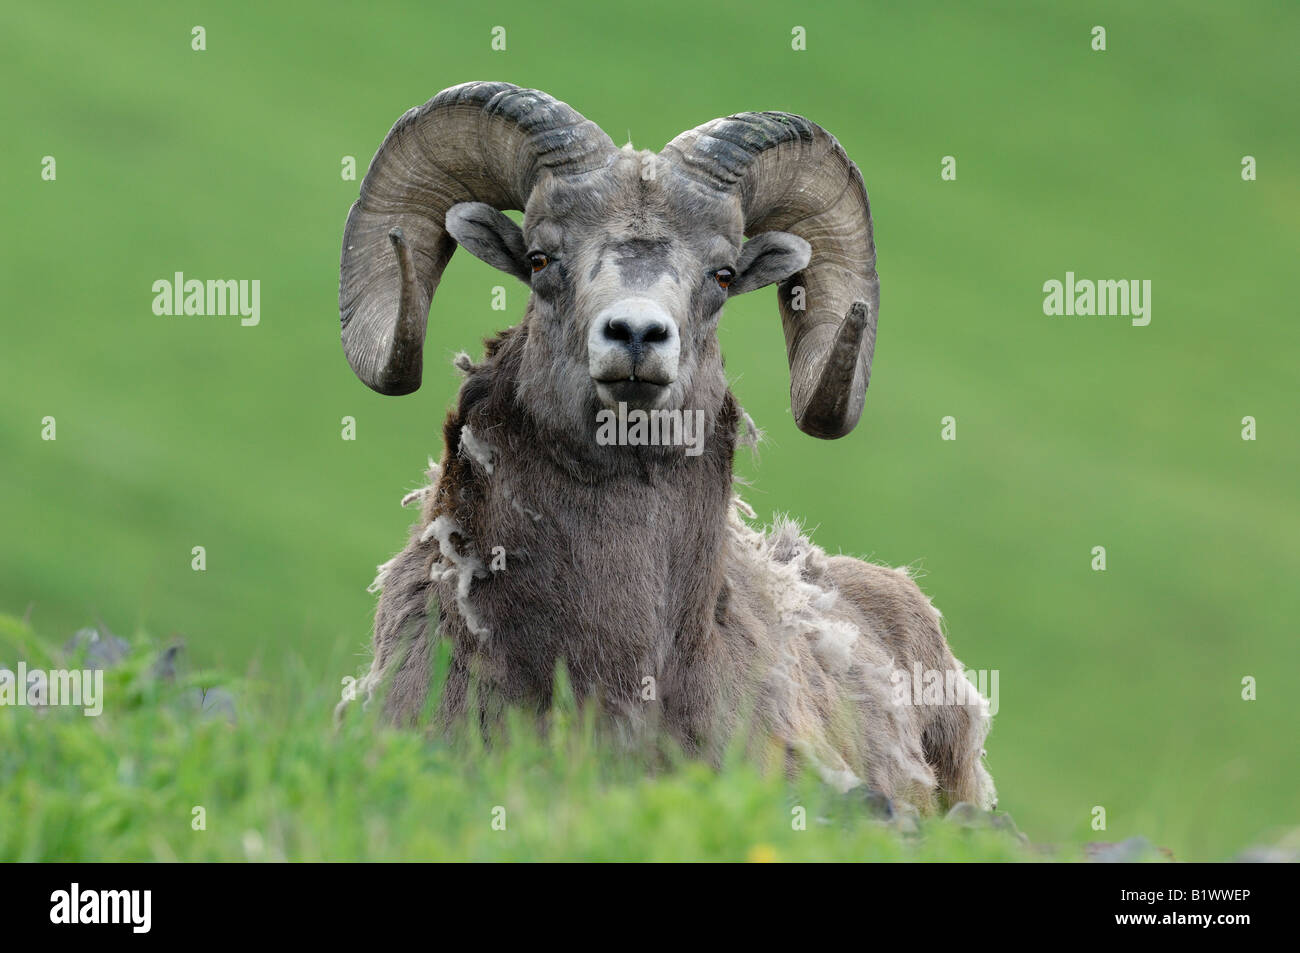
339 82 995 812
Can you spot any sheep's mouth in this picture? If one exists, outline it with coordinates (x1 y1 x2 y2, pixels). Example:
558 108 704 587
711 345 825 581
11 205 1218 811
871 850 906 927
594 377 671 409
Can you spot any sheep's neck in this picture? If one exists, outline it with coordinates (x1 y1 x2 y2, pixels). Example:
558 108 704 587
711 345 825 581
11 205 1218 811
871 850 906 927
447 400 738 721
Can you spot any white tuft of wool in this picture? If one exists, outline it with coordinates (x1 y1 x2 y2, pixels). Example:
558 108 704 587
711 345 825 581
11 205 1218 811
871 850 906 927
367 557 397 594
422 514 490 638
737 407 764 453
458 425 495 475
333 661 384 726
400 460 441 508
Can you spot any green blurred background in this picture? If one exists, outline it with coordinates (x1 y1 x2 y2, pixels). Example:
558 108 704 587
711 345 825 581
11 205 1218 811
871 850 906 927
2 0 1296 860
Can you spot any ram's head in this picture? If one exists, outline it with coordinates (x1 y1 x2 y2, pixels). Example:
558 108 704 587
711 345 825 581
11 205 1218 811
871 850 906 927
340 82 878 440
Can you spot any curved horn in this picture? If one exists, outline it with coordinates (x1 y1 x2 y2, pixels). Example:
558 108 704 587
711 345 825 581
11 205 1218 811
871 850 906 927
662 113 877 439
340 82 615 394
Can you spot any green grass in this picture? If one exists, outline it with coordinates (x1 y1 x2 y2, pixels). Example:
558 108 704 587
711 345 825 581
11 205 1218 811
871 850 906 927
1 0 1297 860
0 616 1038 862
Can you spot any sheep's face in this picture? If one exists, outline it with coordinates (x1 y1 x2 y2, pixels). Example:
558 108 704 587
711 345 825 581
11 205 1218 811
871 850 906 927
445 149 810 443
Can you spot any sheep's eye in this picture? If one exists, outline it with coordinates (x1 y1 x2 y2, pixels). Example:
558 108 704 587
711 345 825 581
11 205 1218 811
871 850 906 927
714 267 735 290
529 252 550 273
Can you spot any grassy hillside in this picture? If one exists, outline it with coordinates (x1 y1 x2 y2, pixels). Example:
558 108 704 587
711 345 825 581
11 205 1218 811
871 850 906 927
1 0 1296 859
0 618 1041 862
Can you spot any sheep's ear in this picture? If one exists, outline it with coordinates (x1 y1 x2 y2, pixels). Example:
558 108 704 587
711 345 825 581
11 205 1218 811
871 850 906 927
445 202 531 284
728 231 812 297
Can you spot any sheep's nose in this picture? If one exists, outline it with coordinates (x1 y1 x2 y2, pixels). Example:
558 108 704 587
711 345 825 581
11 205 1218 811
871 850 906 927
600 309 673 362
587 298 681 388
